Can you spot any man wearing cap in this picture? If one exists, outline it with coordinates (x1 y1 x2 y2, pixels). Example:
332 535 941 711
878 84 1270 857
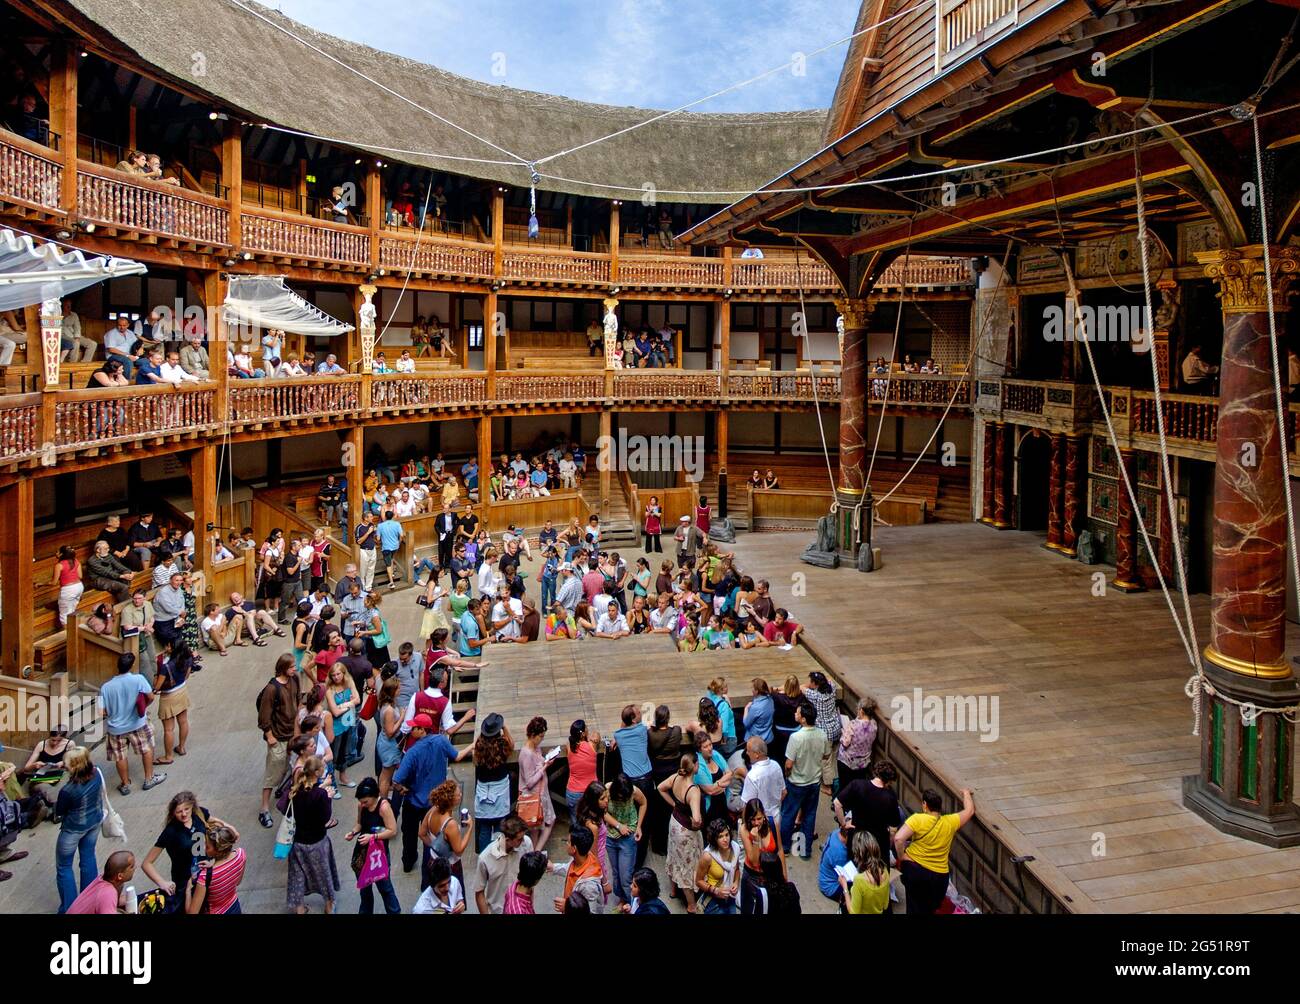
556 562 583 616
675 514 701 564
474 813 533 914
392 712 462 873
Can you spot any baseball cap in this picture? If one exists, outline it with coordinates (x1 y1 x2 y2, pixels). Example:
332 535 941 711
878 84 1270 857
679 515 690 522
410 713 435 730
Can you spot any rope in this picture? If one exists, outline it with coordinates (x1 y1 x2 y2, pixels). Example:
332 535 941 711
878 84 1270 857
792 241 838 497
865 218 917 491
376 177 437 345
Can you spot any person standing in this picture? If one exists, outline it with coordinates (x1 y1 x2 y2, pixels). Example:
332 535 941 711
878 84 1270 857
894 787 975 915
376 509 404 590
643 496 663 552
100 652 166 796
435 502 457 574
516 716 556 853
355 512 378 592
779 700 827 860
473 815 533 914
256 654 301 829
611 703 653 867
51 546 83 628
53 747 103 913
346 778 401 914
392 714 458 873
286 756 339 915
185 824 246 914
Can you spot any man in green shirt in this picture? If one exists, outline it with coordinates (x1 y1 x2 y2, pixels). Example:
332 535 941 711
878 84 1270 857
779 699 827 859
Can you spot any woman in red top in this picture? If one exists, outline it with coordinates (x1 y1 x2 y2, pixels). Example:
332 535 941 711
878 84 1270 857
186 824 246 914
564 719 601 828
695 496 711 537
643 496 663 553
739 798 785 915
52 545 84 627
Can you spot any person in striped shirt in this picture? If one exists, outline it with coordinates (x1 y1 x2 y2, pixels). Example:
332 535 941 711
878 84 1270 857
186 824 246 914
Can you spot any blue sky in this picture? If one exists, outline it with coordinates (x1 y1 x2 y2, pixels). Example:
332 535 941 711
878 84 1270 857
271 0 861 111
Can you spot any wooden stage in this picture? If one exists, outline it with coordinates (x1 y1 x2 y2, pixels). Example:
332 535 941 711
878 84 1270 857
725 523 1300 914
476 635 820 751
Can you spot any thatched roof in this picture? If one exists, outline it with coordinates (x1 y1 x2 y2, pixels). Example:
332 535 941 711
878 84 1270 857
61 0 827 204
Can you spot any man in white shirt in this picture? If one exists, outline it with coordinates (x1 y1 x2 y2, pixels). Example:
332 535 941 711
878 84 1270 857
739 736 785 828
395 350 416 373
649 594 678 634
393 490 417 519
0 311 25 367
1181 345 1219 390
160 350 200 384
61 299 96 362
509 453 529 477
594 600 630 639
490 584 526 642
558 454 577 488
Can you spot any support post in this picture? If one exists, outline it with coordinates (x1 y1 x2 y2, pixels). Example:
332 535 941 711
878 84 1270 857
203 273 230 421
484 290 498 398
190 444 217 587
598 409 612 521
48 41 78 216
979 421 996 525
346 426 363 538
609 201 620 282
1060 433 1085 557
832 297 873 558
1044 432 1065 550
716 409 728 520
477 415 493 525
1112 447 1144 592
0 479 34 676
221 120 242 250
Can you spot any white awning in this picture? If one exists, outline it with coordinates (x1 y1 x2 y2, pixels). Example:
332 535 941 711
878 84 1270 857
0 228 147 312
223 276 355 339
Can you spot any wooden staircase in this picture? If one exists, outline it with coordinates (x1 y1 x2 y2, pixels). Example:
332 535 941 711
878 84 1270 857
580 477 639 547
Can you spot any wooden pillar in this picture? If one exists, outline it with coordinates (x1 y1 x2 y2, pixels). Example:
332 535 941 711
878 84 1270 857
190 444 217 586
127 106 137 152
491 189 505 279
0 479 34 676
1045 432 1065 550
203 272 229 420
483 290 498 397
718 301 730 383
565 205 574 248
477 415 493 525
49 41 78 215
296 159 309 214
1112 448 1143 592
716 409 729 519
366 166 382 270
991 423 1012 529
221 120 242 249
609 201 621 281
346 426 363 534
598 409 612 521
1061 434 1085 556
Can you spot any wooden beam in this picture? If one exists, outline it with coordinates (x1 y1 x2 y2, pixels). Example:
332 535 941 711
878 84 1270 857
0 479 35 676
477 415 492 526
222 120 242 248
598 409 611 521
484 290 498 397
48 41 78 217
609 201 620 281
189 444 216 586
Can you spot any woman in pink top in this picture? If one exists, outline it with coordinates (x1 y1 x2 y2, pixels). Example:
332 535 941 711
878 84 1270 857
564 719 601 827
187 824 246 914
52 545 84 627
695 496 711 536
503 849 548 914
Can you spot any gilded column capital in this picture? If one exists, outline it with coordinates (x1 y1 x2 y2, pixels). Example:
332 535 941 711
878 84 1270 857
1195 245 1299 313
833 297 875 332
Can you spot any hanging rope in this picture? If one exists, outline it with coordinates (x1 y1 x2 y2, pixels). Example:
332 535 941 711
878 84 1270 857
865 217 917 492
376 176 437 345
792 240 838 498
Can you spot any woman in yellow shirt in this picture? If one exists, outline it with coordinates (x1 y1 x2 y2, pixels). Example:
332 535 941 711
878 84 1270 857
893 786 975 915
839 830 890 915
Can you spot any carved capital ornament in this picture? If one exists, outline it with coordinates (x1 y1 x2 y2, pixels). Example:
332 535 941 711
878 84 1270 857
1195 245 1299 314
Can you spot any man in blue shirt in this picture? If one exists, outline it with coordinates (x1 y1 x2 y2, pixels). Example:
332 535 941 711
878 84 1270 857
817 823 853 912
539 546 560 611
460 459 478 489
376 510 404 590
99 652 167 796
458 601 487 657
133 348 165 385
612 704 653 867
392 714 458 873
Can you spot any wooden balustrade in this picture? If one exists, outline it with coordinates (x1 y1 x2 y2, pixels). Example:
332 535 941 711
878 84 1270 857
941 0 1018 58
614 371 722 400
370 373 487 411
870 373 970 405
877 255 972 287
228 375 361 423
0 394 40 461
500 248 611 284
53 383 216 448
0 131 62 210
77 163 229 245
1131 392 1219 444
1001 381 1045 415
242 208 370 265
379 234 494 278
495 372 606 402
731 259 837 289
726 371 842 401
616 255 724 288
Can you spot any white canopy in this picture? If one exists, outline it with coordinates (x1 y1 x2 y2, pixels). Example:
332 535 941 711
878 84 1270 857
223 276 354 339
0 228 146 312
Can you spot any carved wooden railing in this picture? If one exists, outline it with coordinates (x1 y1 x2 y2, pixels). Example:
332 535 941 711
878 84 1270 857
731 259 837 290
54 383 216 449
0 131 61 211
870 373 971 404
379 234 494 278
617 254 724 288
242 208 370 266
877 255 972 288
228 375 362 422
77 162 229 245
940 0 1018 64
501 248 611 285
615 371 722 400
727 371 842 401
1131 391 1218 444
370 373 487 411
0 393 40 461
1001 380 1045 415
495 372 605 402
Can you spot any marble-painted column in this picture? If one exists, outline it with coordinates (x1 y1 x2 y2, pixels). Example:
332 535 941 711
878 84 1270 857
1184 245 1300 847
1061 434 1085 557
833 297 875 559
979 421 996 525
1045 432 1065 550
990 423 1012 528
1112 448 1144 592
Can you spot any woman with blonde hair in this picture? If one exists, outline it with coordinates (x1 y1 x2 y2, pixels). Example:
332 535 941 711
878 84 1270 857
186 824 246 914
374 677 403 798
359 591 391 666
324 663 359 789
286 756 339 914
53 746 102 913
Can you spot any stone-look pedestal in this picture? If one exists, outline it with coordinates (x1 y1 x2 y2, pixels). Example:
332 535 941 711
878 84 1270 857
833 297 874 558
1185 244 1300 846
979 421 996 525
990 423 1012 529
1112 448 1144 592
1044 432 1065 551
1060 434 1085 557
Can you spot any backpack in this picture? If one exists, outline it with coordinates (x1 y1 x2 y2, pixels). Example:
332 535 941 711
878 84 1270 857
0 794 23 839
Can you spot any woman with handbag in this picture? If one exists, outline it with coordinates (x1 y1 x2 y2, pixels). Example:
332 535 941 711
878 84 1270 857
359 592 392 666
286 756 339 915
468 713 513 853
516 716 555 852
53 746 104 913
345 778 400 914
374 678 404 799
325 664 360 790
